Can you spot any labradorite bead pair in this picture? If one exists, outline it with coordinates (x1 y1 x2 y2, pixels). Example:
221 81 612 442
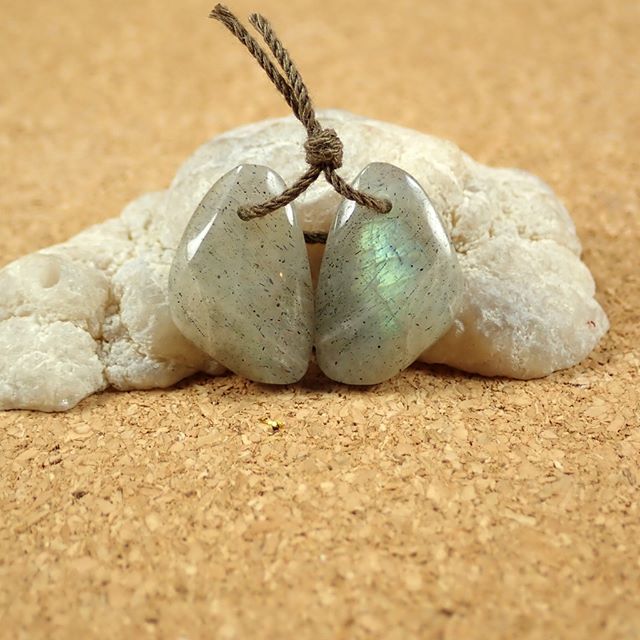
169 162 462 385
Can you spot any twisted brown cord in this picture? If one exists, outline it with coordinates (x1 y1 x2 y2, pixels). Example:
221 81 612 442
210 5 392 221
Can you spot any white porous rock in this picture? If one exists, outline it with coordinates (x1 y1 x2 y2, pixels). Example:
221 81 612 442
0 110 608 411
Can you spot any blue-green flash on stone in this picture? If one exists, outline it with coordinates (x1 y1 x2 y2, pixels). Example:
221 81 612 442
315 162 463 385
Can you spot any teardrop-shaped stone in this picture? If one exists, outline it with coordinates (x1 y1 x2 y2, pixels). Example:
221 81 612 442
315 162 463 385
169 164 313 384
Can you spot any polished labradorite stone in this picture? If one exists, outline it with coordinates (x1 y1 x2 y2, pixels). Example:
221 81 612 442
315 162 463 385
169 165 314 384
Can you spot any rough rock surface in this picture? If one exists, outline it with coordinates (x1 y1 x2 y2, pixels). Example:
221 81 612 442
0 110 609 411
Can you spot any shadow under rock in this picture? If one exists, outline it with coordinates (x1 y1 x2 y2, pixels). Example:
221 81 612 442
406 361 508 382
176 358 491 396
166 357 499 403
409 360 491 383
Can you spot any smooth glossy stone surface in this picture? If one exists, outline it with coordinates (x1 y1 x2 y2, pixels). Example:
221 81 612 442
315 162 463 385
169 165 313 383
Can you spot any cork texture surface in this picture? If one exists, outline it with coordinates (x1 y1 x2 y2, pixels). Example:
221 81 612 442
1 0 638 638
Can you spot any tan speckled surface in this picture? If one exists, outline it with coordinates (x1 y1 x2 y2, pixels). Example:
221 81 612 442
1 0 639 638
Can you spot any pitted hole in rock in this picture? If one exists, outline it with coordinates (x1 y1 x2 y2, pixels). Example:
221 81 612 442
34 255 61 289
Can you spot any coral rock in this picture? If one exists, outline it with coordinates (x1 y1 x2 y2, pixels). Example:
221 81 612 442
0 110 608 411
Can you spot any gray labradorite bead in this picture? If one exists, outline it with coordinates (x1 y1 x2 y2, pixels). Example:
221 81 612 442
169 165 314 384
315 162 463 385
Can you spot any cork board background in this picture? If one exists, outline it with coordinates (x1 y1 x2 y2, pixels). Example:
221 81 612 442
1 0 639 638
